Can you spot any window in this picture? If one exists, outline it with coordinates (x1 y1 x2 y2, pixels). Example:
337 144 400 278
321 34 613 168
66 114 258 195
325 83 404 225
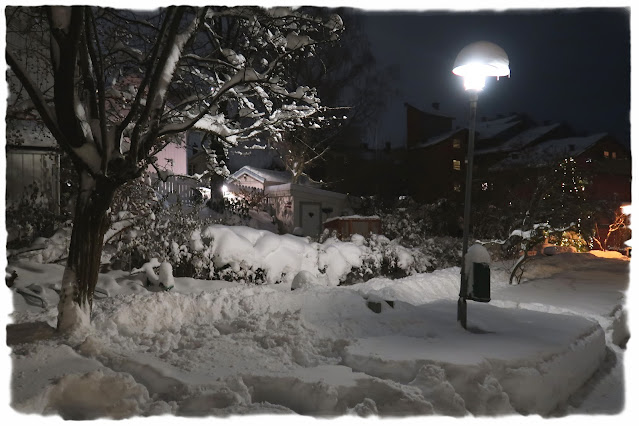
481 182 489 191
453 183 462 192
452 159 461 171
612 152 617 159
452 138 461 149
603 150 610 158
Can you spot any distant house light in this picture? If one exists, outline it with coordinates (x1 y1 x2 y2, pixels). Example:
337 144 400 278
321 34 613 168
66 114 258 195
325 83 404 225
481 182 489 191
604 150 610 158
453 159 461 170
586 158 592 163
452 138 461 149
612 152 617 159
453 183 462 192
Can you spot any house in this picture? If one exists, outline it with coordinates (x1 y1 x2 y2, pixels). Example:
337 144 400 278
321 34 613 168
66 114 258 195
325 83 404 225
487 132 631 215
225 166 350 237
405 128 471 202
405 102 456 149
5 119 61 213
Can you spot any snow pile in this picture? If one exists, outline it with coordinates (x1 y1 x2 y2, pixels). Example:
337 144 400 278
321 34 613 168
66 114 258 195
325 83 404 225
192 225 417 286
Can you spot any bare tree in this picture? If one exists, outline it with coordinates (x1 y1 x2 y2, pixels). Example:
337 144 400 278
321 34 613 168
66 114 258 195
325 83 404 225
6 5 343 333
592 208 629 251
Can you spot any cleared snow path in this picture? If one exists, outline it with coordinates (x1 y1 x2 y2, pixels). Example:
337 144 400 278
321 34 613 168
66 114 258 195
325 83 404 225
6 252 628 418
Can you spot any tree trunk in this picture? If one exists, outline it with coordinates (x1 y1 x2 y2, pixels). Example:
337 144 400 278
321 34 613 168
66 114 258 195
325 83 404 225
57 171 116 333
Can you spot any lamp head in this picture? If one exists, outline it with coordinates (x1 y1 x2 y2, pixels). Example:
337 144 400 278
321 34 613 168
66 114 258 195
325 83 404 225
453 41 510 91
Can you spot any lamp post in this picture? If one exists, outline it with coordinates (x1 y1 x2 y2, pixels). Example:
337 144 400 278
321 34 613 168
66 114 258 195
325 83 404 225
452 41 509 329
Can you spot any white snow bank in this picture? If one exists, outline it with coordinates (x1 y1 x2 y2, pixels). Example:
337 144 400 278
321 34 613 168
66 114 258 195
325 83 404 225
195 225 364 285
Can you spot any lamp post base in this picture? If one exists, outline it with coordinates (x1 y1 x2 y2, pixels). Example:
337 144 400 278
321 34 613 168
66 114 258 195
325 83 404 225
457 297 467 329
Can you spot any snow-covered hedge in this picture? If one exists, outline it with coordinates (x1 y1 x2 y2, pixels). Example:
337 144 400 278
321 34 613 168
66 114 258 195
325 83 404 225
181 225 428 286
112 216 427 285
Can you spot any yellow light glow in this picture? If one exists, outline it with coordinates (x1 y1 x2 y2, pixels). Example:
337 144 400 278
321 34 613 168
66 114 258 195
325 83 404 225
621 204 631 215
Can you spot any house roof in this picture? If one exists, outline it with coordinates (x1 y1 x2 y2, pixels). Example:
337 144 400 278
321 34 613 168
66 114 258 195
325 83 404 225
476 123 562 155
474 115 520 140
491 133 608 170
265 183 347 200
404 102 455 119
6 119 58 148
228 166 291 184
410 128 466 150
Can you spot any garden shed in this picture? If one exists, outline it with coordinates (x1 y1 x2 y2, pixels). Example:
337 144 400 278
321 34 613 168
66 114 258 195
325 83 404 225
6 119 60 213
265 183 349 237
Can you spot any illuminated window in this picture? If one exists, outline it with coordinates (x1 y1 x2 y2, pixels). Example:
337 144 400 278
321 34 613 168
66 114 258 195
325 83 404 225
612 152 617 159
453 183 462 192
481 182 489 191
603 150 610 158
452 139 461 149
452 160 461 171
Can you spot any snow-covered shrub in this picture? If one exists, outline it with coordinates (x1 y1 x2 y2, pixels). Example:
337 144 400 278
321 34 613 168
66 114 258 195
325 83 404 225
6 184 69 249
351 196 463 273
340 234 431 284
109 200 211 275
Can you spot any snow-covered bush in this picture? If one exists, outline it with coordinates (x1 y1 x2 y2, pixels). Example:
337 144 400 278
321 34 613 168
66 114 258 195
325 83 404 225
342 234 429 284
351 196 463 272
6 184 69 249
108 200 212 276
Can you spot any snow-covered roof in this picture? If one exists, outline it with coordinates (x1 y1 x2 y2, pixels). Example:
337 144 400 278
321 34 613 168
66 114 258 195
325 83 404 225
265 183 347 199
474 115 520 140
228 166 292 184
411 128 465 150
476 123 561 155
6 119 58 148
491 133 608 170
405 102 454 119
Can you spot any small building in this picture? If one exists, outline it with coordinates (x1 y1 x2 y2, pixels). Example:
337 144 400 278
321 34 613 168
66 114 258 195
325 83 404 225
266 184 349 237
5 119 61 213
225 166 350 237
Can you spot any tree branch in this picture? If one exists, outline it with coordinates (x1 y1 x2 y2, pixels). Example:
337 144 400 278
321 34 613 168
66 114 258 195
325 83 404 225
6 48 66 144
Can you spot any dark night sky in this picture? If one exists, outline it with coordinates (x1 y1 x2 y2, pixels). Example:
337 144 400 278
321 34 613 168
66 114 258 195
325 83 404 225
357 8 630 147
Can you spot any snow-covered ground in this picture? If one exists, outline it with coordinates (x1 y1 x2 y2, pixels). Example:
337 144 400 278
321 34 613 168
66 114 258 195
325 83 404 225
3 250 631 419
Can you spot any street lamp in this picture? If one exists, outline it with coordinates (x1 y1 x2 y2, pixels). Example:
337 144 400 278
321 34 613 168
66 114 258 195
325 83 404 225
452 41 509 329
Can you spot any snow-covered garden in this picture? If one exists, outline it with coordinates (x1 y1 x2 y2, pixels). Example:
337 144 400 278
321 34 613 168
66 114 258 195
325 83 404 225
4 4 633 422
4 225 630 419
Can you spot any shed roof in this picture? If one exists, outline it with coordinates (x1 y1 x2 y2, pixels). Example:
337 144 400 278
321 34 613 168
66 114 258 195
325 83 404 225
265 183 347 200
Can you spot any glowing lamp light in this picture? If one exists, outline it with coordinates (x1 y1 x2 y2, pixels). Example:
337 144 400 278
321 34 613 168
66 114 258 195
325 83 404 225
221 185 228 193
621 204 631 215
453 41 510 91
